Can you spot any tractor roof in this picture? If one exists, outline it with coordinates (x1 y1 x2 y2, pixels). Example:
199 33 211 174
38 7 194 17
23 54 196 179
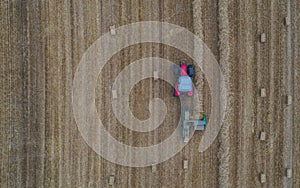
178 76 192 92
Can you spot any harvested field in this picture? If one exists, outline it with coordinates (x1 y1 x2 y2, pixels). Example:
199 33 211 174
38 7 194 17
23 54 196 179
0 0 299 187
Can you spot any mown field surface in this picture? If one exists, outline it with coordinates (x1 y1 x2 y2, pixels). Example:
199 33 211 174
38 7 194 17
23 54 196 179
0 0 299 187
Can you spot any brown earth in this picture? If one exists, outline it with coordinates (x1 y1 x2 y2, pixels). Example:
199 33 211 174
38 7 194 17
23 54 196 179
0 0 299 187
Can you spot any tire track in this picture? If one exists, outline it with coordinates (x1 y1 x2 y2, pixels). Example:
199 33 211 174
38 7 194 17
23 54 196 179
283 0 295 187
291 0 300 185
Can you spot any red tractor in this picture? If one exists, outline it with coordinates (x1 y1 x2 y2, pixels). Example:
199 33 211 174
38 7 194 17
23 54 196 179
172 61 194 97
